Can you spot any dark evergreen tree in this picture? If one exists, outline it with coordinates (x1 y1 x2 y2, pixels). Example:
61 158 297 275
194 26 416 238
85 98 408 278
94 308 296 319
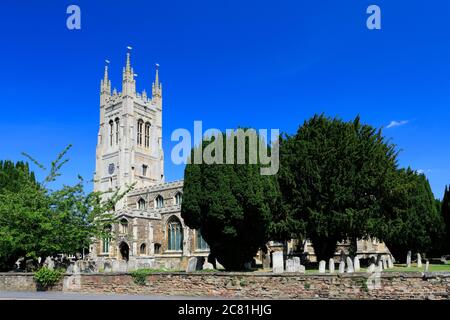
181 130 283 270
376 169 444 260
278 114 399 261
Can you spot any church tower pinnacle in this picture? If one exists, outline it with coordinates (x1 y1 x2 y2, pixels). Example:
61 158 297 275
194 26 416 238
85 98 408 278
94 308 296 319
152 63 162 98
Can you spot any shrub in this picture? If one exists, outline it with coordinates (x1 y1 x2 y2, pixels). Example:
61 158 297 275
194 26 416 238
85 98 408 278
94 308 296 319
34 267 64 289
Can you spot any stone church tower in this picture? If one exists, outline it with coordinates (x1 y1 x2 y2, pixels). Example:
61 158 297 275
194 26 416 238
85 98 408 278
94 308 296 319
94 53 164 209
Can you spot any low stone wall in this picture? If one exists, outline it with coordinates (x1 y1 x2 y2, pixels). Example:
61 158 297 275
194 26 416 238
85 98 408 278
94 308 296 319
1 272 450 299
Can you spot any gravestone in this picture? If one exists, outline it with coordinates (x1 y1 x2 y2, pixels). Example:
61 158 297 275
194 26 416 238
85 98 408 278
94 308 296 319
417 253 422 268
377 261 383 272
329 258 335 273
367 263 376 273
43 257 55 270
272 251 284 274
104 261 112 272
339 261 345 273
387 256 394 269
354 257 360 272
319 260 326 273
215 260 225 270
203 262 214 270
425 261 429 272
406 251 412 268
346 257 354 273
299 265 306 274
382 258 387 270
286 257 302 272
186 257 198 272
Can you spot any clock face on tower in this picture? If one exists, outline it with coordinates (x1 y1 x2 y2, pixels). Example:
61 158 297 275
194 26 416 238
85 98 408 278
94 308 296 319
108 163 115 175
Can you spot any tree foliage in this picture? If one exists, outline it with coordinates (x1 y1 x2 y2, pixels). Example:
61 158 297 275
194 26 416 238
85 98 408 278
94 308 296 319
0 145 126 271
375 168 444 260
181 130 282 270
278 114 399 261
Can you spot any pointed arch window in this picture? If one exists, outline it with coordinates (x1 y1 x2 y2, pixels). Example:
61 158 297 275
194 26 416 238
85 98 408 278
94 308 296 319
175 192 182 205
155 195 164 209
115 118 120 145
102 225 112 254
144 122 150 148
196 230 209 250
167 216 183 251
109 120 114 146
119 218 129 234
137 119 144 146
140 243 147 255
137 198 146 210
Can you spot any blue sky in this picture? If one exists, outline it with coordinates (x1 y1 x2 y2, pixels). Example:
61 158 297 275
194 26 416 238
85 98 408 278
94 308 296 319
0 0 449 198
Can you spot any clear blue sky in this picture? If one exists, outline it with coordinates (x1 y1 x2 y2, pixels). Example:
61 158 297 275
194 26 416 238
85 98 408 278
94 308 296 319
0 0 449 198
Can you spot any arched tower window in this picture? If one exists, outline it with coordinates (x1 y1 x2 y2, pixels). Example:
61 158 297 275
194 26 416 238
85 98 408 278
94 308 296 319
175 192 182 205
196 230 209 250
144 122 150 148
102 225 112 253
119 218 128 234
137 119 144 146
167 216 183 251
109 120 114 146
115 117 120 145
155 195 164 209
140 243 147 255
137 198 146 210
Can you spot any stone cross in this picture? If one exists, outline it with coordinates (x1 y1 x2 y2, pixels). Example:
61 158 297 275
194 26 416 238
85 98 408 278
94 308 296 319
272 251 284 274
329 258 335 273
346 257 354 273
319 260 326 273
417 253 422 268
353 256 360 272
406 251 411 268
339 261 346 273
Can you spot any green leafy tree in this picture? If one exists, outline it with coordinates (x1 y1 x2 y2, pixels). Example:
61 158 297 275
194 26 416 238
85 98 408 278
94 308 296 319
181 130 283 270
278 114 399 261
0 145 128 271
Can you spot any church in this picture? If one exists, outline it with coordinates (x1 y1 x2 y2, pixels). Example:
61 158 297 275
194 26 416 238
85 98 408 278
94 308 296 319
88 53 391 271
89 53 209 270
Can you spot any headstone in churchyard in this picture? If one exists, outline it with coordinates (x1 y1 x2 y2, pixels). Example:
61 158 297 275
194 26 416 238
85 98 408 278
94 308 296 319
285 258 294 272
329 258 335 273
367 263 376 273
382 257 387 270
425 261 429 272
354 256 360 272
286 257 302 272
339 261 345 273
417 253 422 268
346 257 354 273
387 255 394 269
203 262 214 270
272 251 284 274
186 257 198 272
377 261 383 272
299 265 306 274
44 257 55 270
406 251 412 268
215 260 225 270
319 260 326 273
